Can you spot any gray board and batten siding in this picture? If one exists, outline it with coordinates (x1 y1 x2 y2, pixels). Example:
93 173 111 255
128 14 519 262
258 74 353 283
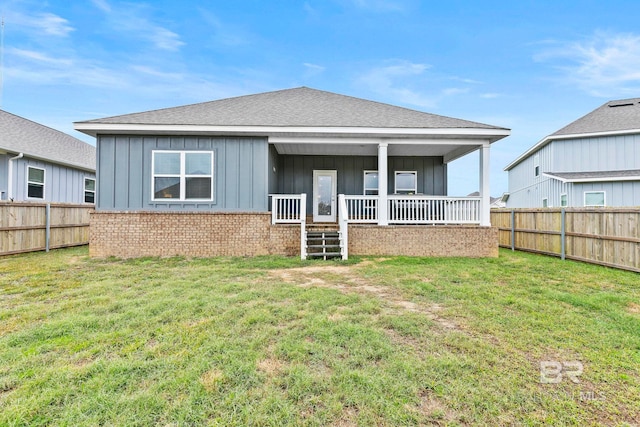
507 133 640 208
273 153 447 213
0 153 95 203
98 135 448 212
96 135 269 211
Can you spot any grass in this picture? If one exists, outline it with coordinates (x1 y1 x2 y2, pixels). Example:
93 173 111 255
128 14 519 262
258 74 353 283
0 247 639 426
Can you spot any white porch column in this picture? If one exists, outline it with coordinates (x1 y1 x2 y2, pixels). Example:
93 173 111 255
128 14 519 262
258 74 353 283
479 143 491 226
378 142 388 225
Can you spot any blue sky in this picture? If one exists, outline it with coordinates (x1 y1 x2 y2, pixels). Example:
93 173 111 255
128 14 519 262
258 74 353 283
3 0 640 195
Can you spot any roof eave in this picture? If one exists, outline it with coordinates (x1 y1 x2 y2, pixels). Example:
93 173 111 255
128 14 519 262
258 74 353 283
504 128 640 171
3 149 95 173
73 123 510 142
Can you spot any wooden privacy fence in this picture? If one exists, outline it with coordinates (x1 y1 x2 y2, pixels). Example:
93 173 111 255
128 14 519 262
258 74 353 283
492 208 640 273
0 202 92 256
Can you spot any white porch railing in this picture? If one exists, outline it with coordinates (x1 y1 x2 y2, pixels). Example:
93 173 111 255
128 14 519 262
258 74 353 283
270 194 307 260
342 195 481 225
344 195 379 223
387 195 480 224
270 194 305 224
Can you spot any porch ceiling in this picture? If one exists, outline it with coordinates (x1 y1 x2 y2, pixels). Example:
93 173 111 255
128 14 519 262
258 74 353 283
272 141 483 163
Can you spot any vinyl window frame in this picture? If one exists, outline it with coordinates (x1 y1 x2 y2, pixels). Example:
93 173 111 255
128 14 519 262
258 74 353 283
534 154 540 177
363 170 379 195
584 191 605 207
560 193 568 207
84 178 96 204
151 150 215 202
394 171 417 195
26 166 45 200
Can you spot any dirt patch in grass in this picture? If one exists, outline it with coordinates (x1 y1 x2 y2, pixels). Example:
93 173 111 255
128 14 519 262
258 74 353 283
257 358 286 376
269 264 461 330
626 302 640 314
200 368 224 391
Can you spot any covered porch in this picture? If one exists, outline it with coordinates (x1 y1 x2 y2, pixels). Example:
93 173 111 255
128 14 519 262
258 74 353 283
268 135 501 259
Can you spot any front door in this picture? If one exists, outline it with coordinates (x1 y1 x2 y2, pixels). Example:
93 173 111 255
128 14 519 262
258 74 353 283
313 170 337 222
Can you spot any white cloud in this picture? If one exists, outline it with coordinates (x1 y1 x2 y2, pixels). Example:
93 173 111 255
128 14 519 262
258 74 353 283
91 0 112 13
357 60 438 108
8 48 73 66
92 1 185 51
302 62 326 78
9 11 74 37
535 32 640 96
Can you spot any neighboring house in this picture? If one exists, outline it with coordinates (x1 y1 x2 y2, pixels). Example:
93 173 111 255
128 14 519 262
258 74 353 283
504 98 640 208
467 191 506 208
74 87 510 259
0 110 96 204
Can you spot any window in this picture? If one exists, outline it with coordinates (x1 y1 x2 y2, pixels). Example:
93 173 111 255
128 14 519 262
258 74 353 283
363 170 379 195
152 151 214 201
542 198 549 208
84 178 96 204
534 155 540 177
395 171 417 194
27 166 45 199
584 191 605 207
560 194 568 207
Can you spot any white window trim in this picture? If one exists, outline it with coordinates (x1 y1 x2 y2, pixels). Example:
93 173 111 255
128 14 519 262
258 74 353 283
84 178 96 204
542 198 549 208
363 170 379 195
584 191 606 207
560 193 568 207
26 166 45 200
151 150 214 202
394 170 417 194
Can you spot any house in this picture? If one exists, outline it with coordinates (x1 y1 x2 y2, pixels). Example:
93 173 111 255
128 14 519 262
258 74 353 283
467 191 506 208
504 98 640 208
0 110 96 203
74 87 510 259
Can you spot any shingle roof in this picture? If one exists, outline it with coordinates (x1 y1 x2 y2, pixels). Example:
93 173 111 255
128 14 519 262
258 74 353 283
78 87 506 130
505 97 640 171
1 110 96 171
552 98 640 136
545 170 640 182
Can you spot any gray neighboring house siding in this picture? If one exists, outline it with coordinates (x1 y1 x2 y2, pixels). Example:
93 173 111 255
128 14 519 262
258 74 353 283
97 135 268 211
505 99 640 208
0 110 96 203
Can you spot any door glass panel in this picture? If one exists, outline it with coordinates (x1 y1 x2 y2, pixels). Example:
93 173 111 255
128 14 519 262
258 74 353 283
317 175 333 215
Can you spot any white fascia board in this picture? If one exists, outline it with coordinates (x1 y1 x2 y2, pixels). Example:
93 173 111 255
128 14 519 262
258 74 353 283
542 173 568 183
504 128 640 171
268 136 487 145
543 172 640 183
74 122 510 141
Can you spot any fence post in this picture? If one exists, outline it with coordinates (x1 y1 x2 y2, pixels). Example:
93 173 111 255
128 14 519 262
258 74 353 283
560 208 566 261
45 203 51 252
510 209 515 251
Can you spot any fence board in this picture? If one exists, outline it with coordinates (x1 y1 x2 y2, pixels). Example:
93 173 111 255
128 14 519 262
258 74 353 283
493 208 640 273
0 202 92 256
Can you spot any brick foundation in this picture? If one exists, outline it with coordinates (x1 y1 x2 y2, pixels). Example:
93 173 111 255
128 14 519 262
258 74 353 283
90 211 300 258
90 211 497 258
348 224 498 257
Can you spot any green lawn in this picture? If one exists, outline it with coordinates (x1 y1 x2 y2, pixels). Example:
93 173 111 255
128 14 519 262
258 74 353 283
0 247 638 426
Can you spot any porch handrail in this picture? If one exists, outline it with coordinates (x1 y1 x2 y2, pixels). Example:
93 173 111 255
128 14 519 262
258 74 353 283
388 195 481 224
338 194 348 260
343 195 379 223
270 194 305 224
